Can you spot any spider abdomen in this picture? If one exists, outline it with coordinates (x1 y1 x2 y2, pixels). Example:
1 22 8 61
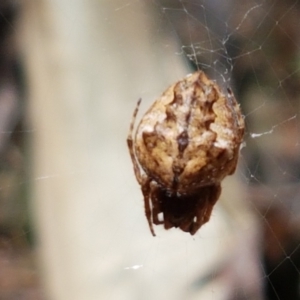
134 71 244 194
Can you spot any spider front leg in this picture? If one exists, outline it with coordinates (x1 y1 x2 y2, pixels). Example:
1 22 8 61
127 98 143 185
127 99 155 236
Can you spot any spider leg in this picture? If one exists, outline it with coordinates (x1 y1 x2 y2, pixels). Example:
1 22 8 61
190 184 221 235
202 184 221 224
189 205 206 235
151 185 164 225
141 178 155 236
127 98 143 185
179 218 194 233
127 99 155 236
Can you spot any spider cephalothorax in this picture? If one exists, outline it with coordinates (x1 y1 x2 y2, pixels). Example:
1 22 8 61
127 71 244 236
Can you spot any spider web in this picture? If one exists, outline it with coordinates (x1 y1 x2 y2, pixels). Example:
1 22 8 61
152 1 300 299
2 0 300 299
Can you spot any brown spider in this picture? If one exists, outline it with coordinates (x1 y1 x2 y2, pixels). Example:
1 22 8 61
127 71 244 236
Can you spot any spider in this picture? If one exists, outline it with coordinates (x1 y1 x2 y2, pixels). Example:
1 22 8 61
127 71 244 236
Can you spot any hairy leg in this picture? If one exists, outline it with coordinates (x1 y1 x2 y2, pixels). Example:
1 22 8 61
126 98 143 184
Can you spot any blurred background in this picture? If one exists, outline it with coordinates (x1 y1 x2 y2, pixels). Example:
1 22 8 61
0 0 300 299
